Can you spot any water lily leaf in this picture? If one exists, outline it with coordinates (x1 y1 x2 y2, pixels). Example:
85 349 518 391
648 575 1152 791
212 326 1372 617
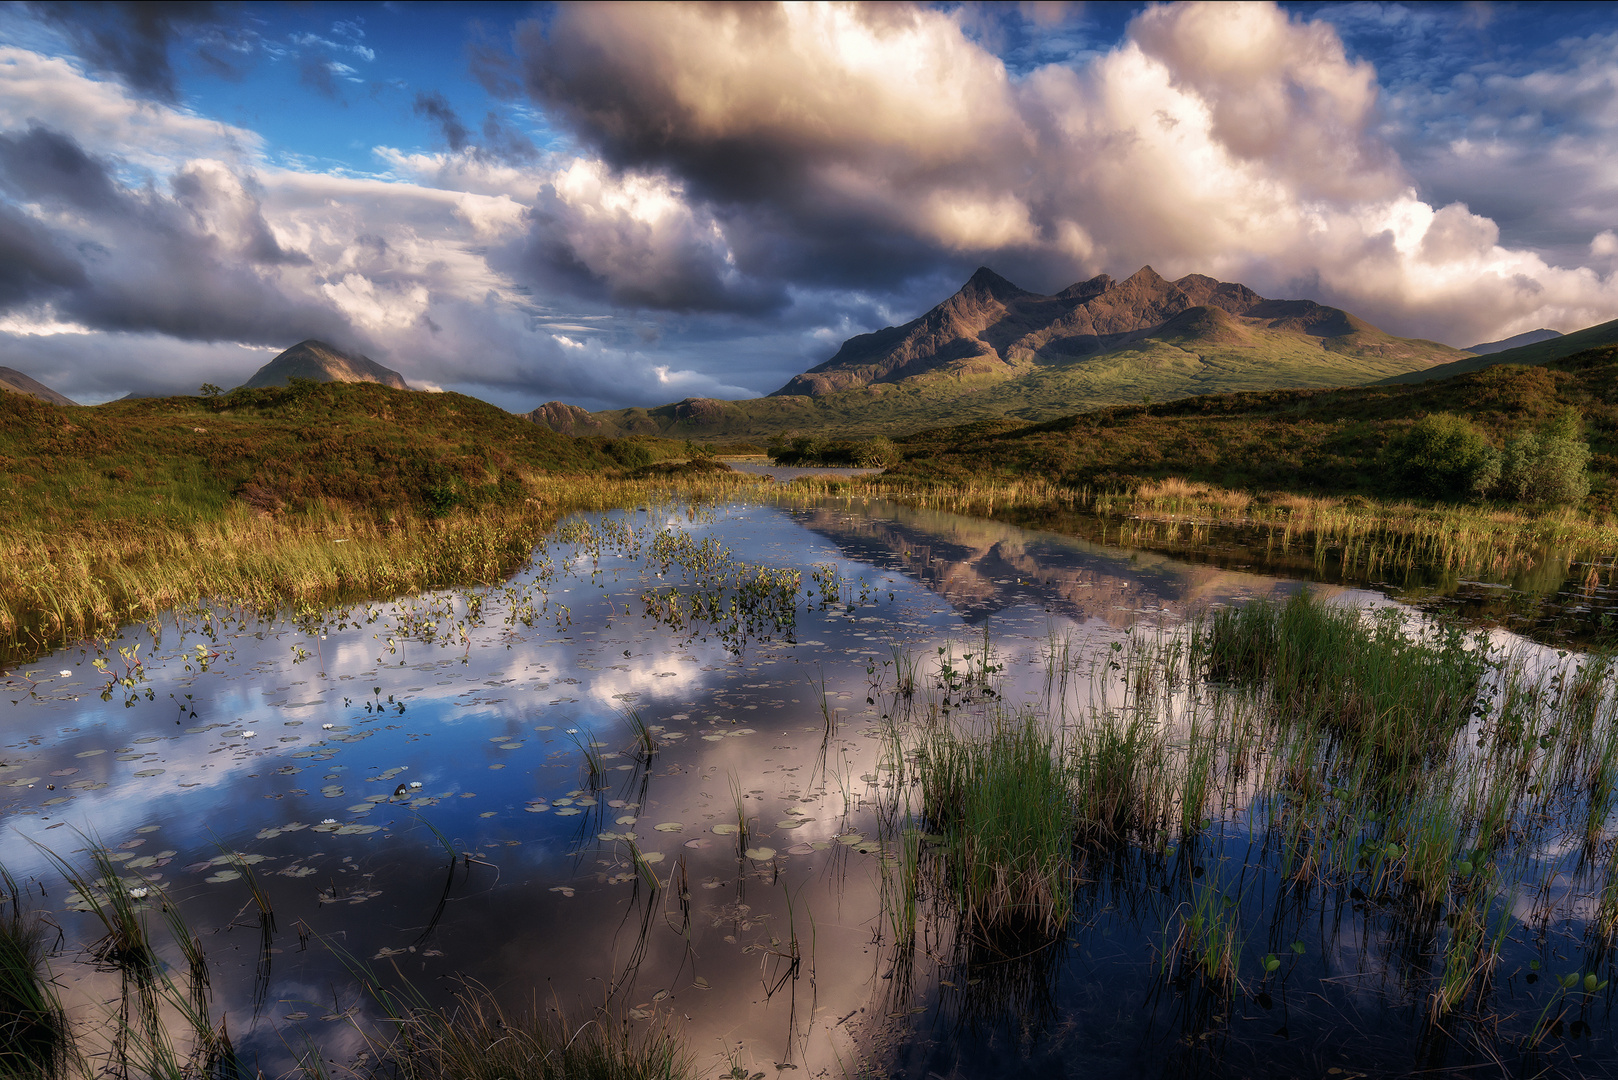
744 847 776 861
654 822 684 833
712 824 739 835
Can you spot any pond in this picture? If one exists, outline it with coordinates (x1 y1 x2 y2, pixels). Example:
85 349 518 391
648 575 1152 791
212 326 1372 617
2 495 1616 1078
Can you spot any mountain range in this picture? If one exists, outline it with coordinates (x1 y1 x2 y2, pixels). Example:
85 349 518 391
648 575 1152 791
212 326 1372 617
528 266 1484 440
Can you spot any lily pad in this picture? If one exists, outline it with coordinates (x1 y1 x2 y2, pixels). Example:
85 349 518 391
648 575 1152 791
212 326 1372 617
744 847 776 861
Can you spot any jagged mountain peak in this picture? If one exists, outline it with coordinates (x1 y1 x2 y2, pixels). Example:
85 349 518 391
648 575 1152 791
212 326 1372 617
960 266 1029 301
765 264 1463 400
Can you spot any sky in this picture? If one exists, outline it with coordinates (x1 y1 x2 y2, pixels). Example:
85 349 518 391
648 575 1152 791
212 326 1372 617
0 1 1615 410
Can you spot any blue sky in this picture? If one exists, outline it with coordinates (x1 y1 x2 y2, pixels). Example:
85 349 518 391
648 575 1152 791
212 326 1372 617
0 1 1615 408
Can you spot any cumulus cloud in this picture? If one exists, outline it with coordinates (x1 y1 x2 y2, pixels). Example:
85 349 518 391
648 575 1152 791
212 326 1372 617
0 46 720 404
499 0 1617 344
4 1 1617 412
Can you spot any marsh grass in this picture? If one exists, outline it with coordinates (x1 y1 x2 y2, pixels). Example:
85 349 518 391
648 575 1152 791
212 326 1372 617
916 716 1075 937
783 474 1618 590
362 977 692 1080
868 578 1618 1043
0 472 762 663
1206 591 1487 765
1 866 71 1079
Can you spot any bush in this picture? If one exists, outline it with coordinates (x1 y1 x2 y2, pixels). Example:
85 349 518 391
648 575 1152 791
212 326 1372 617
602 439 655 469
1391 413 1499 499
1497 407 1591 507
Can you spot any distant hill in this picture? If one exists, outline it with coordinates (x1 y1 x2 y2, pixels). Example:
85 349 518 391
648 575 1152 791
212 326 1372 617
524 400 605 436
889 344 1618 513
242 340 411 390
1467 328 1561 355
1383 318 1618 385
533 267 1472 441
0 379 610 527
0 366 76 406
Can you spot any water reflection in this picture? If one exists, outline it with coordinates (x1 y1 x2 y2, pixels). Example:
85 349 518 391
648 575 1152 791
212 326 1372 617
0 497 1612 1078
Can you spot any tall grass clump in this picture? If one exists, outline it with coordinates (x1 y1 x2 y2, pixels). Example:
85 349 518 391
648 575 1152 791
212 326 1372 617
0 867 71 1079
916 716 1075 936
1205 591 1487 765
369 978 692 1080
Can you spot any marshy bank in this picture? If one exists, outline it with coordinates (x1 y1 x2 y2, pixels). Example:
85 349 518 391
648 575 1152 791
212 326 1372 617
3 495 1618 1078
785 476 1618 648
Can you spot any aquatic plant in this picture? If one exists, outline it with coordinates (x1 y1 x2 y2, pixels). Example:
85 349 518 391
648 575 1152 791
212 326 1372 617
0 866 71 1080
916 715 1075 937
366 977 693 1080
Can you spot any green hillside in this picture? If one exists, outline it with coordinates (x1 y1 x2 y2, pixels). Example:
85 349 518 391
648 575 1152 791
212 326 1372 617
535 266 1471 442
547 315 1469 442
0 379 612 532
888 345 1618 514
1382 317 1618 385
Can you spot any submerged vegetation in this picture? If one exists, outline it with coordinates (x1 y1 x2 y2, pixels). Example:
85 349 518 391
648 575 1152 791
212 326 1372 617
855 589 1618 1055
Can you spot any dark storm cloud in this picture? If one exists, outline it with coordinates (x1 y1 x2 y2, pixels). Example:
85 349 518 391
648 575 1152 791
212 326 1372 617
492 5 1035 310
0 201 86 306
0 123 121 209
0 123 341 344
25 0 236 102
499 182 791 316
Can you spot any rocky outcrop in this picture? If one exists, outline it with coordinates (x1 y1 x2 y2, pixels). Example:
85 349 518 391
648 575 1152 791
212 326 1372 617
525 400 605 435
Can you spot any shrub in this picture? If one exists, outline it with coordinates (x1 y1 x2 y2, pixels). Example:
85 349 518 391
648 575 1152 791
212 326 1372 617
1497 407 1591 506
602 439 655 469
1391 413 1500 499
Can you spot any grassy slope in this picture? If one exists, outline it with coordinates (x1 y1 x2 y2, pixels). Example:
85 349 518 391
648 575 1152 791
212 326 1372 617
579 327 1468 441
888 345 1618 515
1382 317 1618 385
0 381 612 531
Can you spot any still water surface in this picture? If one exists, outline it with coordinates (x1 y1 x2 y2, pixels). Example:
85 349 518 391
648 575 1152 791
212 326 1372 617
2 497 1615 1077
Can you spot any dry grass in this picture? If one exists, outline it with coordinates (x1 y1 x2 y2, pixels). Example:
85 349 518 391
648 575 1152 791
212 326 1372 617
0 472 763 661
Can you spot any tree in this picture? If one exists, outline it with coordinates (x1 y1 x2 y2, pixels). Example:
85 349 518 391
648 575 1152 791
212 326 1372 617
1392 413 1500 499
198 383 223 397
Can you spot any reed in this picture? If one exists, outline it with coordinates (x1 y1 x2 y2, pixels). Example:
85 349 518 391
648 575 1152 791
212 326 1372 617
1205 591 1488 766
369 978 692 1080
780 474 1618 585
0 866 71 1080
916 715 1075 936
0 472 762 663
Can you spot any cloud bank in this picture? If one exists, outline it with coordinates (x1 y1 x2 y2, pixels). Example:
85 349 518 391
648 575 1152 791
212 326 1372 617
0 2 1614 407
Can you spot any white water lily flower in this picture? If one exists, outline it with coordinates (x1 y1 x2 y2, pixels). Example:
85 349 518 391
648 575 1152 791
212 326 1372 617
128 887 149 899
58 669 71 676
408 781 422 789
565 728 579 735
239 731 256 738
321 723 334 729
321 818 336 824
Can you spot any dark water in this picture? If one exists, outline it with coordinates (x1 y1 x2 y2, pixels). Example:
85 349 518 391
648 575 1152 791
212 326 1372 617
1 497 1614 1078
